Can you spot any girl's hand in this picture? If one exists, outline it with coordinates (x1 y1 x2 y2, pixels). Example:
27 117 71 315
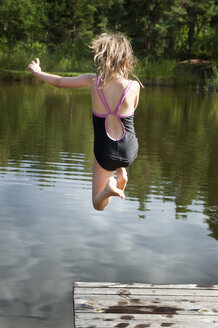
28 58 41 75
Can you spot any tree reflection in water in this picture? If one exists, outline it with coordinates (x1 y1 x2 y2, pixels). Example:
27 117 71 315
0 83 218 239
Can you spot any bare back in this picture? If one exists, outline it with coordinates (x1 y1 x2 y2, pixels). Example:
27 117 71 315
91 77 140 140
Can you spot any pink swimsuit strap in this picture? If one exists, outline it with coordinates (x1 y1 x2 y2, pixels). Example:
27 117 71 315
94 78 133 141
95 78 132 116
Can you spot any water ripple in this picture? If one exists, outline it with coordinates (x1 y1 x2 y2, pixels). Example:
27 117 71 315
0 152 92 189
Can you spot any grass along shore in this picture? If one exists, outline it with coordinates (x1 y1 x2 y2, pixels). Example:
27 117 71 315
0 61 217 91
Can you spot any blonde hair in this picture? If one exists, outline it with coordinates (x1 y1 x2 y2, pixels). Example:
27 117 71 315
90 33 142 87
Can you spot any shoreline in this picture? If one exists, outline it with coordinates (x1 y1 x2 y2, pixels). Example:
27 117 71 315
0 68 217 91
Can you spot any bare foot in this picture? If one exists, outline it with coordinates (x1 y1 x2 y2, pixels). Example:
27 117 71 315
117 167 128 191
105 177 125 199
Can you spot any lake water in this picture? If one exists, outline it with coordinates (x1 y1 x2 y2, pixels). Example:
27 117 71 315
0 82 218 327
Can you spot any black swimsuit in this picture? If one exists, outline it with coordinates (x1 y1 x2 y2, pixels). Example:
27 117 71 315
92 79 138 171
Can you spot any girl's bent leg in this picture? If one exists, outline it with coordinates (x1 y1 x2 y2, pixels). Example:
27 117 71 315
92 157 125 211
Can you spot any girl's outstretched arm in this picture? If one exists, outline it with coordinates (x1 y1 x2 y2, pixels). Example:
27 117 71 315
28 58 95 88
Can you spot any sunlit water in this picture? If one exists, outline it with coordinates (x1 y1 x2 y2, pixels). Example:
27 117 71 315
0 82 218 327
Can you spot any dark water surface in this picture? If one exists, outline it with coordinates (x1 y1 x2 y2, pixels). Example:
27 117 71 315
0 82 218 327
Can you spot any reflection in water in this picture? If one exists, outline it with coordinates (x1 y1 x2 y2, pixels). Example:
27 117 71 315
131 88 218 231
1 153 92 188
0 82 218 327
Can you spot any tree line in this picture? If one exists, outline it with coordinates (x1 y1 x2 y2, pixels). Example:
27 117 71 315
0 0 217 70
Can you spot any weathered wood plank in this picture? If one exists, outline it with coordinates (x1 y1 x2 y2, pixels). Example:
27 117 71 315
74 282 218 290
74 313 218 328
74 287 218 297
75 303 218 315
74 296 218 315
74 294 218 303
75 322 218 328
75 322 218 327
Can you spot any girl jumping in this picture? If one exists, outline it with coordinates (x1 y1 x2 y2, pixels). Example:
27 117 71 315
28 33 141 211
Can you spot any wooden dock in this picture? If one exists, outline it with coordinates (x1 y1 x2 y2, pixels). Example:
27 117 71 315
73 282 218 327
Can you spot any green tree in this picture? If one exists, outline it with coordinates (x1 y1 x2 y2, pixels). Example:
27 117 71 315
121 0 176 58
174 0 217 58
0 0 45 47
43 0 96 51
0 0 217 65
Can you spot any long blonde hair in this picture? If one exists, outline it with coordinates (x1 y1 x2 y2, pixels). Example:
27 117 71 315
90 33 142 87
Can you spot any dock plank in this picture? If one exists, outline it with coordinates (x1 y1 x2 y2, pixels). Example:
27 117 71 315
74 288 218 297
73 283 218 328
75 313 218 328
75 296 218 314
74 282 218 290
